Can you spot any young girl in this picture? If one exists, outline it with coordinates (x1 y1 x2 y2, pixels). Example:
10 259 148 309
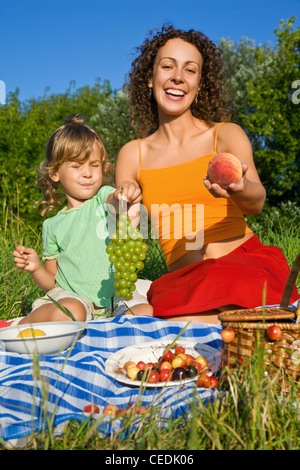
116 25 299 323
13 114 142 324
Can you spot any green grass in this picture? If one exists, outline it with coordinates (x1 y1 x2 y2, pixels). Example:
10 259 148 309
1 203 300 450
5 353 300 450
1 203 44 320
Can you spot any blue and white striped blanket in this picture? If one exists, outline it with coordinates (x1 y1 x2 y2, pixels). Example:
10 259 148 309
0 315 222 446
1 299 299 447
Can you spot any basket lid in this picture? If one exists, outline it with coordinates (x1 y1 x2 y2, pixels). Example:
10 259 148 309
218 307 296 322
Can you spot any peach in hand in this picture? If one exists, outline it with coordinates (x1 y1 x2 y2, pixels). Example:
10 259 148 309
207 153 243 189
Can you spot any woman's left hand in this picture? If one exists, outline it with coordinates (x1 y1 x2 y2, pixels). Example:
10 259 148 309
203 163 248 198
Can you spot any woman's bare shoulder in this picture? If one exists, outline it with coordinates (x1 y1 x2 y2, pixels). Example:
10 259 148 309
116 139 141 184
217 122 252 153
118 138 140 158
219 122 250 139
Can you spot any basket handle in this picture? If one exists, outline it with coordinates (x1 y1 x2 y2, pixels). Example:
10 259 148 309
280 253 300 308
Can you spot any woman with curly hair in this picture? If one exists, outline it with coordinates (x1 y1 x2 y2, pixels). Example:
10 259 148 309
116 25 299 323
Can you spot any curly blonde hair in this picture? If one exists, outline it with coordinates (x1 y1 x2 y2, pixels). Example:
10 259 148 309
127 24 231 136
37 114 114 216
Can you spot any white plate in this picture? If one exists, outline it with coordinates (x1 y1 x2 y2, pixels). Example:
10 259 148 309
105 340 221 388
0 322 86 355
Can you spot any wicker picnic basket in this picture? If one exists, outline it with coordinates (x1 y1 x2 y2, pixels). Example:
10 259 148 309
218 253 300 388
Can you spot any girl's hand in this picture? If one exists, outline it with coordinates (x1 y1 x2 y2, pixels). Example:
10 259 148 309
13 246 42 273
203 163 248 198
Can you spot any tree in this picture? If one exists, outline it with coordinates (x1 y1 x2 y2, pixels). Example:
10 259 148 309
0 80 117 227
220 37 274 124
90 89 138 164
1 18 299 231
229 18 299 206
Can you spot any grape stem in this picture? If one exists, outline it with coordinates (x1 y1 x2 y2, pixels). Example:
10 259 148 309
120 186 125 214
110 296 115 317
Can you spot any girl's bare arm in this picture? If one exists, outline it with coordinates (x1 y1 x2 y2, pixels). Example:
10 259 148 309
13 245 57 291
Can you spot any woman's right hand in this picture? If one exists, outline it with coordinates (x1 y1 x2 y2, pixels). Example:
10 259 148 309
115 181 142 205
13 245 42 273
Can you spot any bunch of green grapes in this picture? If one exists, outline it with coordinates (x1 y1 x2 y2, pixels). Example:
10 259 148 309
106 212 148 300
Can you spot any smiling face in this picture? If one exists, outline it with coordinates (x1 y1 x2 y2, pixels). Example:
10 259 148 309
149 38 203 118
51 141 103 209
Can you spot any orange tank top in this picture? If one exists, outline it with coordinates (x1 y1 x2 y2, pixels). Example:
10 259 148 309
138 123 253 266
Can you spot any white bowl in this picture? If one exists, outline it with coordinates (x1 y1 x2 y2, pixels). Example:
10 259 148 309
0 321 86 355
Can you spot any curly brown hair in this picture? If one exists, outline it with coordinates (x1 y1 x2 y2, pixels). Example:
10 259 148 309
127 24 231 136
37 114 114 216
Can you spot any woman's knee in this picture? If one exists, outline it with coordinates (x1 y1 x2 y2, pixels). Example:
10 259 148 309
126 303 153 317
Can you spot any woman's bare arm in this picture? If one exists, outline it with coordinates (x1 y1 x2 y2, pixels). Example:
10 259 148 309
204 123 266 215
115 139 142 222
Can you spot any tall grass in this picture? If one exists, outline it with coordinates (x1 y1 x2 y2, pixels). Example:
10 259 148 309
0 200 44 320
1 200 300 450
11 353 300 450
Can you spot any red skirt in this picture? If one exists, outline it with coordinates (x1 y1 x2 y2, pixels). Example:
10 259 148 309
147 235 299 318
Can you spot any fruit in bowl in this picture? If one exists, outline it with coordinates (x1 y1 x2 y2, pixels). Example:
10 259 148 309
120 343 218 387
207 153 243 189
17 328 46 338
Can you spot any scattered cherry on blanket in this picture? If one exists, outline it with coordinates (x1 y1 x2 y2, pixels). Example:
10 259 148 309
103 404 119 417
84 404 100 414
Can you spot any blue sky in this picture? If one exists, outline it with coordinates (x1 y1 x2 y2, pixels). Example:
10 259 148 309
0 0 299 103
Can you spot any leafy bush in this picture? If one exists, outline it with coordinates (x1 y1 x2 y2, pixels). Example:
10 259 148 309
0 80 121 228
